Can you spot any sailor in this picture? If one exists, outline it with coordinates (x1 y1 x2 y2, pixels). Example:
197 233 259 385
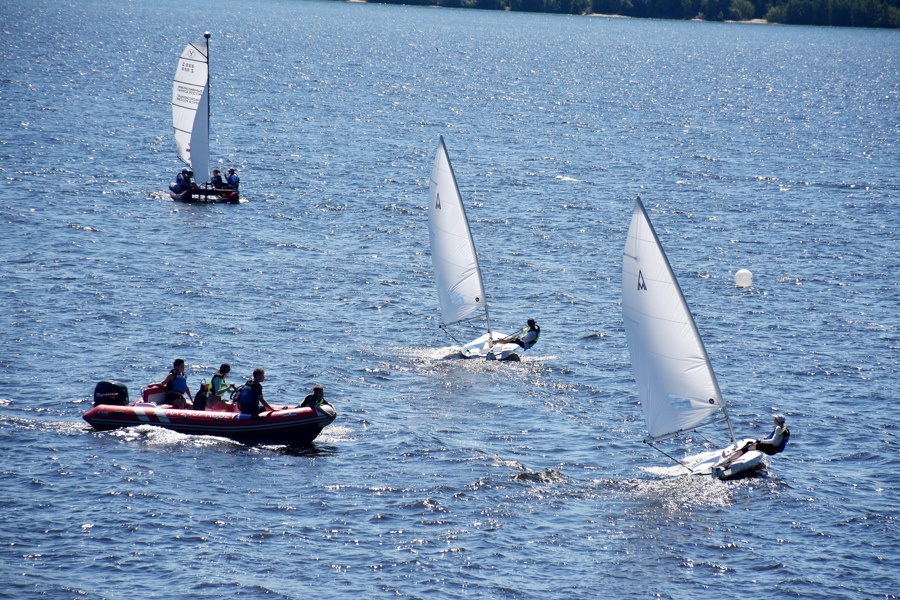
753 415 790 455
153 358 193 410
210 168 225 189
720 415 790 465
237 368 279 416
300 384 326 408
497 319 541 349
175 168 189 188
225 168 240 192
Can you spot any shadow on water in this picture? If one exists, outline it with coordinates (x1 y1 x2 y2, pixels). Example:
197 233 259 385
273 442 339 457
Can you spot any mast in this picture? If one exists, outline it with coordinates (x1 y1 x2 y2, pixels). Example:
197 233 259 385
204 31 211 181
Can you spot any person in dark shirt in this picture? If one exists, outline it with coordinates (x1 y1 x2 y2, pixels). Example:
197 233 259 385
238 368 278 416
301 384 325 408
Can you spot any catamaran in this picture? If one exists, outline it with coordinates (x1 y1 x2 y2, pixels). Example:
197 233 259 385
427 136 527 361
622 196 763 479
168 32 240 203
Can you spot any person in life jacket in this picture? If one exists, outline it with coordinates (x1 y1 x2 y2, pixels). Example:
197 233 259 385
225 168 240 192
498 319 541 350
720 414 790 465
300 384 326 408
210 168 225 189
752 415 790 455
153 358 193 410
175 168 189 189
237 368 279 416
207 363 238 413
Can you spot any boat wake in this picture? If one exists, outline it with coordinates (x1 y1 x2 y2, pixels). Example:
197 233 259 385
110 424 240 448
627 473 735 509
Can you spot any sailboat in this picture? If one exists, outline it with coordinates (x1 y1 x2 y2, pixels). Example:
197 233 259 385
621 196 763 479
427 136 524 361
168 32 240 204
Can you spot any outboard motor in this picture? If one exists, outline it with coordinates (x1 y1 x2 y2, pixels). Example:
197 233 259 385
94 381 129 407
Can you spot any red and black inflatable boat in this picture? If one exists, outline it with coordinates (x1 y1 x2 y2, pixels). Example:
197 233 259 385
84 381 336 445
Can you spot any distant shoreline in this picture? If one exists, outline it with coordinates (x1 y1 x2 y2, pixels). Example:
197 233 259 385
349 3 773 25
347 1 897 28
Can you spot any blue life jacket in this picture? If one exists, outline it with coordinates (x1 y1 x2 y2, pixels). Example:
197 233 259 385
168 369 188 393
238 384 258 412
777 428 790 453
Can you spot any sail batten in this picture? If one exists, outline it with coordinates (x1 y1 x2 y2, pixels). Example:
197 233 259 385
172 38 210 182
427 137 489 328
622 198 728 441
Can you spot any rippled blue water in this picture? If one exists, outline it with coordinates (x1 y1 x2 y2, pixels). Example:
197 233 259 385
1 0 898 598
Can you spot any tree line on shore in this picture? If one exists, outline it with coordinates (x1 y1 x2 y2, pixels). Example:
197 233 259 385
365 0 900 27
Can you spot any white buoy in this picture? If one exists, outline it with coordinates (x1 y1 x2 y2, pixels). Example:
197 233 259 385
735 269 753 288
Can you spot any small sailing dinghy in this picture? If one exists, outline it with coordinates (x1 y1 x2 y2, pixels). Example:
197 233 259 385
621 197 763 479
168 32 240 204
427 136 525 361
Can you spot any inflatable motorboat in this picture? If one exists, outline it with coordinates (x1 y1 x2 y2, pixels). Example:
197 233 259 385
84 381 335 445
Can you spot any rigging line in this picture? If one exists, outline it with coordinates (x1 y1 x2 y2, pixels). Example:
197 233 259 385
644 440 693 475
693 430 715 446
439 324 466 347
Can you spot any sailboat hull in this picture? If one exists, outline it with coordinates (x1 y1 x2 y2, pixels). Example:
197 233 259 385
689 439 765 479
169 184 241 203
460 331 522 361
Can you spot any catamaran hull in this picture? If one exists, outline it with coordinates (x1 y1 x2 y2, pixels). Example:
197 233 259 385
169 184 241 204
460 332 522 361
689 439 765 479
83 403 336 445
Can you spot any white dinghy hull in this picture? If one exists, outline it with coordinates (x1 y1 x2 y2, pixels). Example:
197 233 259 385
688 439 765 479
459 332 522 361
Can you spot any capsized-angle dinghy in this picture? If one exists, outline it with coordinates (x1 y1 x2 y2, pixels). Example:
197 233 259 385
84 382 336 446
168 32 242 204
621 197 764 479
426 136 530 361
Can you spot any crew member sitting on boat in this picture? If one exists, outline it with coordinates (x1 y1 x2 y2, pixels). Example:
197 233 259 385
721 414 790 464
207 363 238 413
210 168 224 189
237 368 279 416
225 168 239 192
497 319 540 349
175 168 190 187
153 358 193 410
300 384 326 408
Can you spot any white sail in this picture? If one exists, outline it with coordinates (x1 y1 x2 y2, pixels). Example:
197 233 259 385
172 38 210 182
622 198 726 440
427 136 489 327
